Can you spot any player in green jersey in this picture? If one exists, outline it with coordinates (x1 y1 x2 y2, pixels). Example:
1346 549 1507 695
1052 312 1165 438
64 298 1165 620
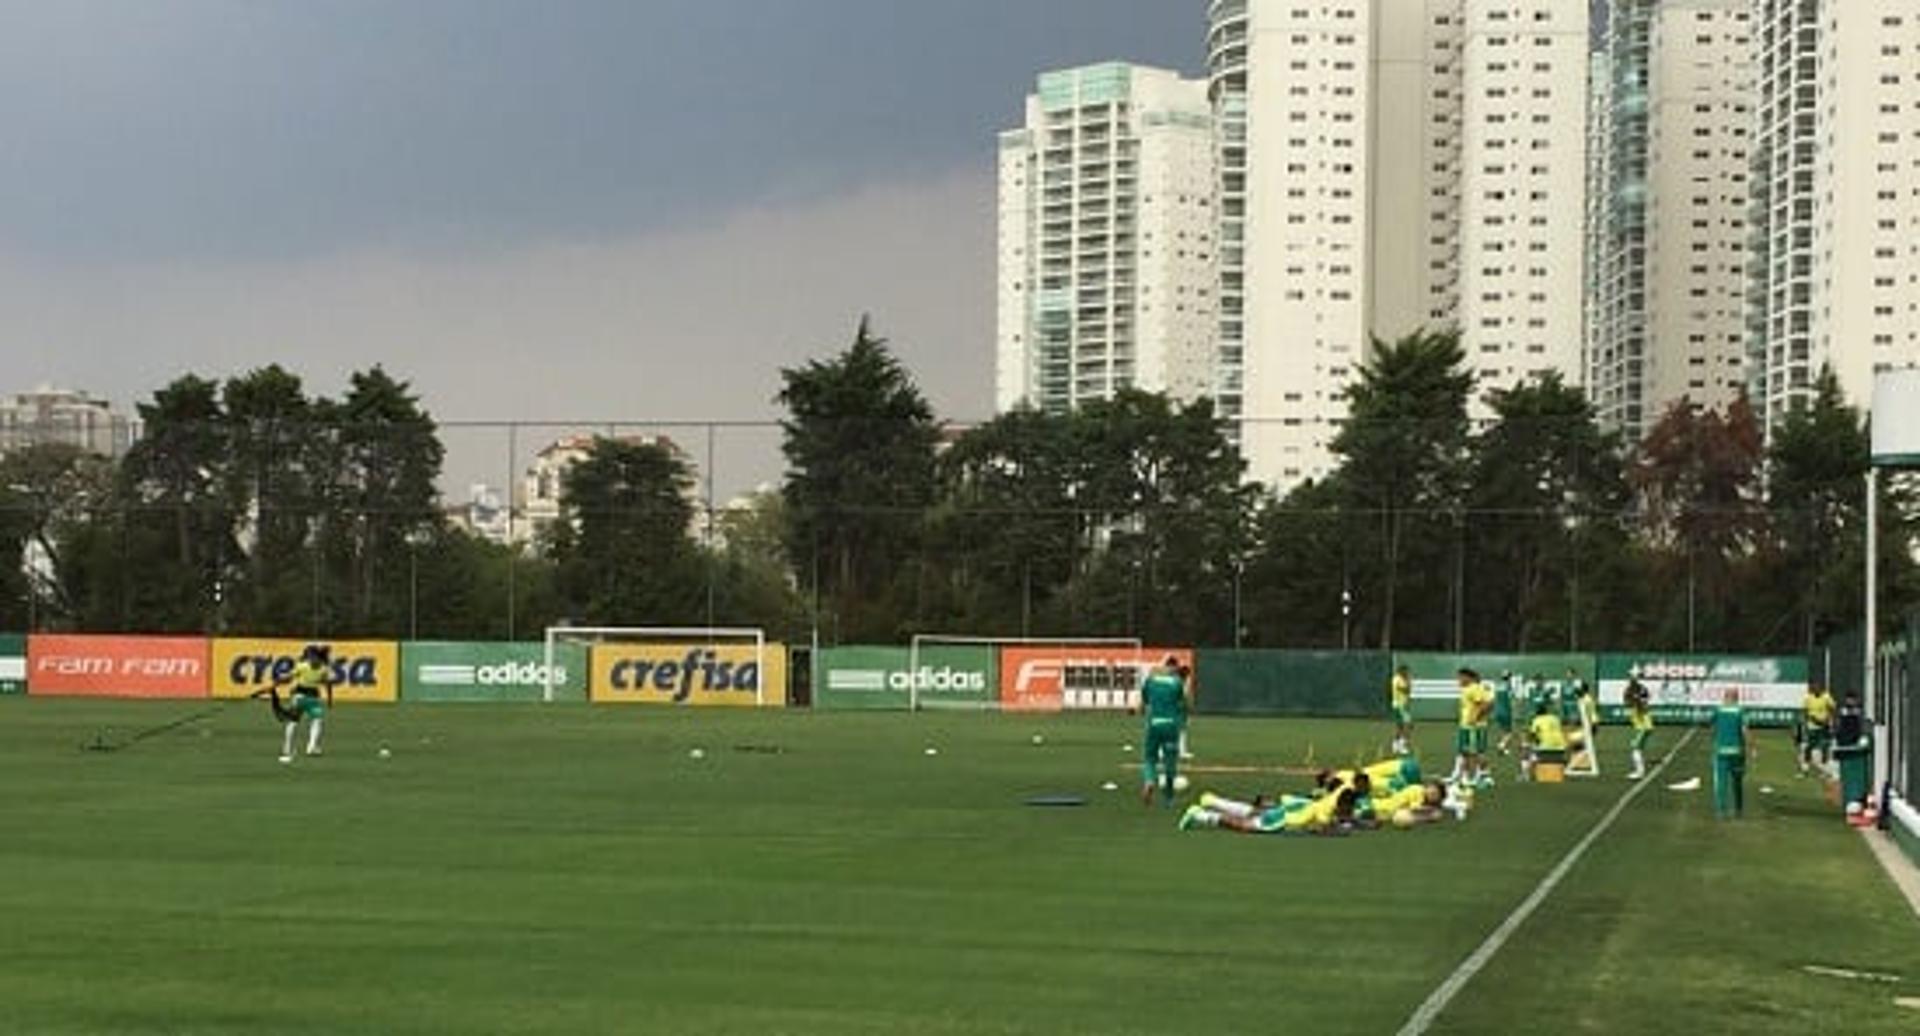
1139 657 1190 807
1711 689 1750 819
1493 672 1518 757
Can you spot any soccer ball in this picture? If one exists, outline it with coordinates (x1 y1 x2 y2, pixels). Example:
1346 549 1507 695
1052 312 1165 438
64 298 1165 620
1172 775 1191 793
1392 809 1417 830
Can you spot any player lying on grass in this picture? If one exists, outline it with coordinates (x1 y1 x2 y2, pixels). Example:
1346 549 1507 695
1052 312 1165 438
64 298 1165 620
1313 755 1424 797
1178 786 1369 834
254 644 334 764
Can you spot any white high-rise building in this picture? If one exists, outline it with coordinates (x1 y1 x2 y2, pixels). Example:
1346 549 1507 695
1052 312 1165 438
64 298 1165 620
996 62 1216 413
1751 0 1920 436
1591 0 1754 441
1455 2 1591 405
1207 0 1588 488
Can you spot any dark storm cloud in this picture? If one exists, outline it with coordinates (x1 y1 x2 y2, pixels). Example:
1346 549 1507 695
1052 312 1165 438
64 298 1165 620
0 0 1198 264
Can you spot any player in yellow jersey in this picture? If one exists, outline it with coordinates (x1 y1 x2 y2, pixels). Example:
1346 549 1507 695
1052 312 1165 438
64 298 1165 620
1178 787 1364 835
1624 678 1654 779
1800 685 1836 776
1448 669 1495 788
1390 665 1414 755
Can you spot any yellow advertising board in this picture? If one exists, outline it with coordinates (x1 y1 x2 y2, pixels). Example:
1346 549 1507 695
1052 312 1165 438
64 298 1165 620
589 642 787 707
210 638 400 703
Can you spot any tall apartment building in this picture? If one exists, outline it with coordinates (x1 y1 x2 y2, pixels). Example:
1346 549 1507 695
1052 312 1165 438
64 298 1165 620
1455 2 1592 404
1205 0 1588 488
996 63 1217 413
1590 0 1754 441
1750 0 1920 436
0 386 139 459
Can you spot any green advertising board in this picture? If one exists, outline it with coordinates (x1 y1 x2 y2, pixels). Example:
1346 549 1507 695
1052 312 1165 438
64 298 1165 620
1393 653 1597 722
400 641 588 702
1193 651 1391 718
0 634 23 695
1597 654 1807 728
816 646 995 711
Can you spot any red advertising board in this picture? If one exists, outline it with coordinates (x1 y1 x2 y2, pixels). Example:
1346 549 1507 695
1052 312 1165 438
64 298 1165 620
997 646 1194 713
28 635 211 699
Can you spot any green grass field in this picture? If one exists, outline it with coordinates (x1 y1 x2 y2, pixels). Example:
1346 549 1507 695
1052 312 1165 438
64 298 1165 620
3 699 1917 1035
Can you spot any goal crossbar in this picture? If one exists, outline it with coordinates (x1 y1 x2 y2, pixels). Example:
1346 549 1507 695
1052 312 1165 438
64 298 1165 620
543 626 767 704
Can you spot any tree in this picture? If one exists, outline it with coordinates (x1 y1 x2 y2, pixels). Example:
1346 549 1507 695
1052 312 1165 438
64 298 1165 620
313 368 446 636
548 437 704 625
108 376 237 632
1464 373 1630 651
1630 394 1766 650
934 406 1084 636
0 444 114 629
705 490 807 636
779 317 939 642
221 365 322 633
1330 329 1474 649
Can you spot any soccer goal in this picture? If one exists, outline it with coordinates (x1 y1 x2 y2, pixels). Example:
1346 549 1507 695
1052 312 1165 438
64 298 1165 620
906 634 1147 712
542 626 767 705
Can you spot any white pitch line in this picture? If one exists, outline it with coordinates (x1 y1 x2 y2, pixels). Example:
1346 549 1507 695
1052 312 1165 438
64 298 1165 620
1396 727 1700 1036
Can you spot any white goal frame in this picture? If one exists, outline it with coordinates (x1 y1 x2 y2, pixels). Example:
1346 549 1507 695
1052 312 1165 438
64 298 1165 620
907 634 1145 711
543 626 767 704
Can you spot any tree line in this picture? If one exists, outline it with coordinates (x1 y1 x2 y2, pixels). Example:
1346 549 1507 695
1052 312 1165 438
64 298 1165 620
3 321 1915 653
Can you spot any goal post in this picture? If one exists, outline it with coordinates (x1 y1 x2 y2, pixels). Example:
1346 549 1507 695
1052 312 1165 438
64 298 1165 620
542 626 767 705
906 634 1146 712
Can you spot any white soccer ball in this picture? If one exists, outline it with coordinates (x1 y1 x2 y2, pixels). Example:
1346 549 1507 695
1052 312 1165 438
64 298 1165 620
378 748 391 760
1031 734 1045 746
924 747 939 757
1101 781 1120 792
689 748 706 760
1172 775 1191 793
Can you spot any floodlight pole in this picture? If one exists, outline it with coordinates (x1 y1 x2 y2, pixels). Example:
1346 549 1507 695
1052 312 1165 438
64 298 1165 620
1867 469 1885 797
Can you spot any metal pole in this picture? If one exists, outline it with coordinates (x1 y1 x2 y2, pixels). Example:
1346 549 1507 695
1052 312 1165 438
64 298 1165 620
1687 549 1697 653
706 423 717 631
1453 511 1465 652
506 422 518 640
1867 470 1885 797
409 544 419 641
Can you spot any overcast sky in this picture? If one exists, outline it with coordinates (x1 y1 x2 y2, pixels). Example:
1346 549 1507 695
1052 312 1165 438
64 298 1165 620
0 0 1197 494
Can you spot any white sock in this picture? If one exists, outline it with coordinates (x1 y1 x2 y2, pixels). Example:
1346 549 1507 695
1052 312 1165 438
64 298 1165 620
306 718 323 754
1631 749 1645 774
1179 731 1192 757
1200 794 1255 819
281 723 297 757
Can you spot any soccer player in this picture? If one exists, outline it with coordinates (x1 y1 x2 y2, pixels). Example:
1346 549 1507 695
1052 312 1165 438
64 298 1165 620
1525 705 1568 780
1800 684 1837 776
1390 664 1414 755
1179 787 1364 835
1373 780 1452 826
1139 656 1189 807
269 644 334 764
1449 669 1495 787
1493 671 1519 757
1711 688 1750 819
1623 678 1654 779
1561 667 1590 725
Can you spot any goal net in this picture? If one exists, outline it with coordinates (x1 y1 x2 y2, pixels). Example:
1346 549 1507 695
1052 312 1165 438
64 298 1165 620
907 634 1148 712
542 626 769 705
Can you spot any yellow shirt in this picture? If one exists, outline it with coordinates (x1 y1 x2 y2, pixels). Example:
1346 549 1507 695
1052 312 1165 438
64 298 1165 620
1391 674 1411 710
291 659 330 693
1287 793 1341 830
1458 681 1494 728
1530 712 1567 752
1804 691 1836 728
1629 706 1654 733
1372 784 1428 815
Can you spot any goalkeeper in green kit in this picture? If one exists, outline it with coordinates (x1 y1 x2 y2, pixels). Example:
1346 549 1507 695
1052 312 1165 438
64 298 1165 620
1139 657 1191 807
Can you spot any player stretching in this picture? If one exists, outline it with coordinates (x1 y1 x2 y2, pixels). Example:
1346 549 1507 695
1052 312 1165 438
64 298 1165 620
1624 678 1654 779
1139 657 1189 807
1389 664 1414 755
1711 688 1749 819
1448 669 1494 787
1800 684 1836 777
266 644 334 764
